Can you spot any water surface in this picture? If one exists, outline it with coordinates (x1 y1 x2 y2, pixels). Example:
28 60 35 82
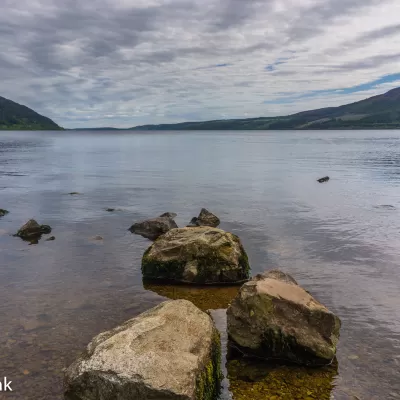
0 130 399 399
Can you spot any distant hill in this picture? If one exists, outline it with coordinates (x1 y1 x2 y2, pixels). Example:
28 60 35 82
129 87 400 130
0 96 62 130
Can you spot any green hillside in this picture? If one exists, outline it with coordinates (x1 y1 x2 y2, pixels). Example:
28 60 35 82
130 87 400 130
0 96 62 130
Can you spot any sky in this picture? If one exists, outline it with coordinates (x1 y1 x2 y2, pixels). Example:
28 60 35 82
1 0 400 128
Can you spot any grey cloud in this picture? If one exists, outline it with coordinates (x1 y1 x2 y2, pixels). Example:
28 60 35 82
209 0 271 31
284 0 386 43
1 0 399 128
322 53 400 72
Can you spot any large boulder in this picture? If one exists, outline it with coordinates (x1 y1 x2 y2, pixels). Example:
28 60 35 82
187 209 220 228
129 213 178 241
14 219 52 240
227 270 341 366
142 227 250 284
64 299 222 400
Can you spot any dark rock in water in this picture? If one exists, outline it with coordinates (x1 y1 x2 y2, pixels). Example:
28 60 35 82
64 300 222 400
227 269 341 366
187 217 199 227
187 208 220 228
374 204 396 210
68 192 80 195
129 216 178 241
159 212 177 219
14 219 52 242
90 235 103 241
198 208 220 227
0 209 9 217
142 226 250 284
40 225 52 234
45 236 55 241
105 208 115 212
317 176 330 183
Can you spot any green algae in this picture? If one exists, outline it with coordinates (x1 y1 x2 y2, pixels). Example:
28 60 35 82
227 356 338 400
143 282 240 311
196 328 222 400
142 247 249 284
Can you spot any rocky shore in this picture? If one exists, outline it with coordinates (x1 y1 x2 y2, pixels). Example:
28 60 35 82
2 205 341 399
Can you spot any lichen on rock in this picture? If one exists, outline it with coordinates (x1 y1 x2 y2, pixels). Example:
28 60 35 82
64 299 222 400
227 270 341 366
141 227 250 285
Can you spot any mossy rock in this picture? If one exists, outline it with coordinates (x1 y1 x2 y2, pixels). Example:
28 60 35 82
141 227 250 285
227 270 341 366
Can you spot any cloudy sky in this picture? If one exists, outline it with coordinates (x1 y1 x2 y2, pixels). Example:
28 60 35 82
1 0 400 128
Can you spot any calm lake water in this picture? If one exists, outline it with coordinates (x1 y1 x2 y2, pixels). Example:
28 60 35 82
0 130 400 400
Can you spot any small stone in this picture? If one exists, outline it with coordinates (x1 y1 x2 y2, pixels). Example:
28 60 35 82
317 176 330 183
187 208 220 228
0 209 9 217
45 236 55 241
91 235 103 240
348 354 359 360
23 369 30 375
68 192 80 195
14 219 52 241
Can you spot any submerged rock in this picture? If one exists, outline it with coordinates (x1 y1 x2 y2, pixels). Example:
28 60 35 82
317 176 330 183
14 219 52 242
64 299 222 400
45 236 55 241
129 215 178 241
143 282 240 311
142 227 250 285
227 356 338 400
68 192 81 195
0 209 9 217
187 209 220 228
227 269 341 366
105 208 115 212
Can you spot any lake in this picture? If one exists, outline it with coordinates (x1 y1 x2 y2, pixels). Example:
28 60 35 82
0 130 399 400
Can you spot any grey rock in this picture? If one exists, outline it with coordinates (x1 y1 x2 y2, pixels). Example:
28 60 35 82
64 299 221 400
227 269 341 366
129 216 178 241
45 236 55 241
159 212 177 219
187 209 220 228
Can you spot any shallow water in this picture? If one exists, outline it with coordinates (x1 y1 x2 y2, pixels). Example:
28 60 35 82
0 130 399 399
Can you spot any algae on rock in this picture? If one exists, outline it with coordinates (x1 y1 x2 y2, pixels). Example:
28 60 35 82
142 227 250 285
227 270 341 366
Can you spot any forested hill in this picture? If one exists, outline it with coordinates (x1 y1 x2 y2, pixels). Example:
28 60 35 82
130 87 400 130
0 96 62 130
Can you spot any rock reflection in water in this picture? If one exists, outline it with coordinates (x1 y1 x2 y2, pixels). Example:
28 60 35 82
143 281 240 311
226 352 338 400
